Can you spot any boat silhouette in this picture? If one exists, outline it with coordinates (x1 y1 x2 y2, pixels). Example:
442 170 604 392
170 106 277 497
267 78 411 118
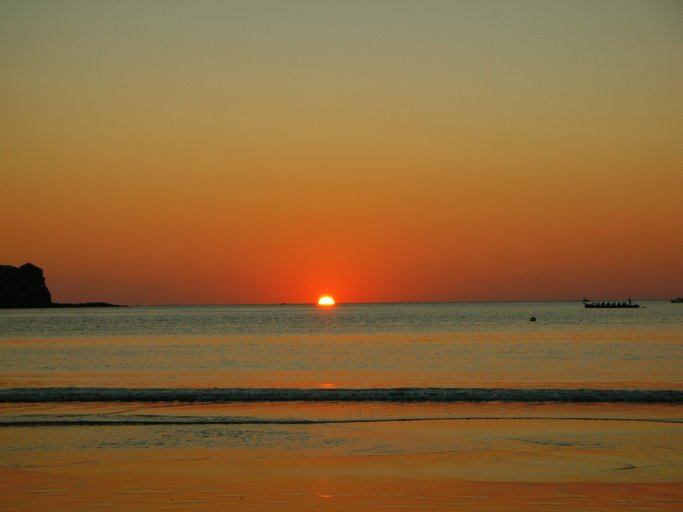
584 298 639 309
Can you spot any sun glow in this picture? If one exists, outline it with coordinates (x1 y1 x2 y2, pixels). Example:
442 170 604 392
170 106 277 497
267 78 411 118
317 296 335 306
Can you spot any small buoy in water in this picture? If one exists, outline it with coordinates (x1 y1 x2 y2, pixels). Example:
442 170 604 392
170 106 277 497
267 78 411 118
529 316 536 322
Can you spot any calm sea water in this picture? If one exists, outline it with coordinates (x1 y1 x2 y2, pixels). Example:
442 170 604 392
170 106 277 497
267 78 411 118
2 301 683 476
1 302 681 391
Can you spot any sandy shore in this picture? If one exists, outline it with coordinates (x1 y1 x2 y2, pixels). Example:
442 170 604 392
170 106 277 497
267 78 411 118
2 404 683 511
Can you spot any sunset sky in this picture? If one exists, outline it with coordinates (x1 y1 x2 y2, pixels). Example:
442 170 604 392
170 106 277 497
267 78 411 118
2 1 682 305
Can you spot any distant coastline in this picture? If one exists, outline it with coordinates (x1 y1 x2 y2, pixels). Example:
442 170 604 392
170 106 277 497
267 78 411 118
50 302 125 309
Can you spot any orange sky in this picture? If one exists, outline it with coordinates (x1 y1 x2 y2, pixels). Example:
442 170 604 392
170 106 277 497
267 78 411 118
2 1 682 304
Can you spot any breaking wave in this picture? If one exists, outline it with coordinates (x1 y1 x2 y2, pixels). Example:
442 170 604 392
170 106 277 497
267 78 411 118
2 387 683 403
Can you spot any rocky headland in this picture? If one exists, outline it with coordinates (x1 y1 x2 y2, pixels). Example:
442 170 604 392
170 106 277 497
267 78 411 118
0 263 123 308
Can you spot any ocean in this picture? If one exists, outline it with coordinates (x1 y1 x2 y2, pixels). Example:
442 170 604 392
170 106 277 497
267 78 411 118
2 302 683 511
1 301 682 391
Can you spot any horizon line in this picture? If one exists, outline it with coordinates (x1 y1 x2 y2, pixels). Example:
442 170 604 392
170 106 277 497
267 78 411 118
68 298 674 308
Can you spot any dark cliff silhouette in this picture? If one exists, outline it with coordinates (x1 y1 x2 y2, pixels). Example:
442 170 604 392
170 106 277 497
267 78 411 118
0 263 123 308
0 263 52 308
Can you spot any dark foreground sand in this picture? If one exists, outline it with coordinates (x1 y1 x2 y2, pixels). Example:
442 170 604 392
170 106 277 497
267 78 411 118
1 404 683 511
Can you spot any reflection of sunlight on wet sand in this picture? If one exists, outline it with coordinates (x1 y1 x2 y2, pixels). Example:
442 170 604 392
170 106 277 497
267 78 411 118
2 412 682 510
313 476 336 500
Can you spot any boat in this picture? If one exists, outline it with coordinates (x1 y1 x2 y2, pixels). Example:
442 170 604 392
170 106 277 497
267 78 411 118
584 299 639 308
672 297 683 303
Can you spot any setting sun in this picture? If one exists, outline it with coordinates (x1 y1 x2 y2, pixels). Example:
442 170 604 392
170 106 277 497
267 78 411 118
317 296 335 306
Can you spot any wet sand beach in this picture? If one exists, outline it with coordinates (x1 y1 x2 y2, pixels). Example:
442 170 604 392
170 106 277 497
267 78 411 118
2 403 683 511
